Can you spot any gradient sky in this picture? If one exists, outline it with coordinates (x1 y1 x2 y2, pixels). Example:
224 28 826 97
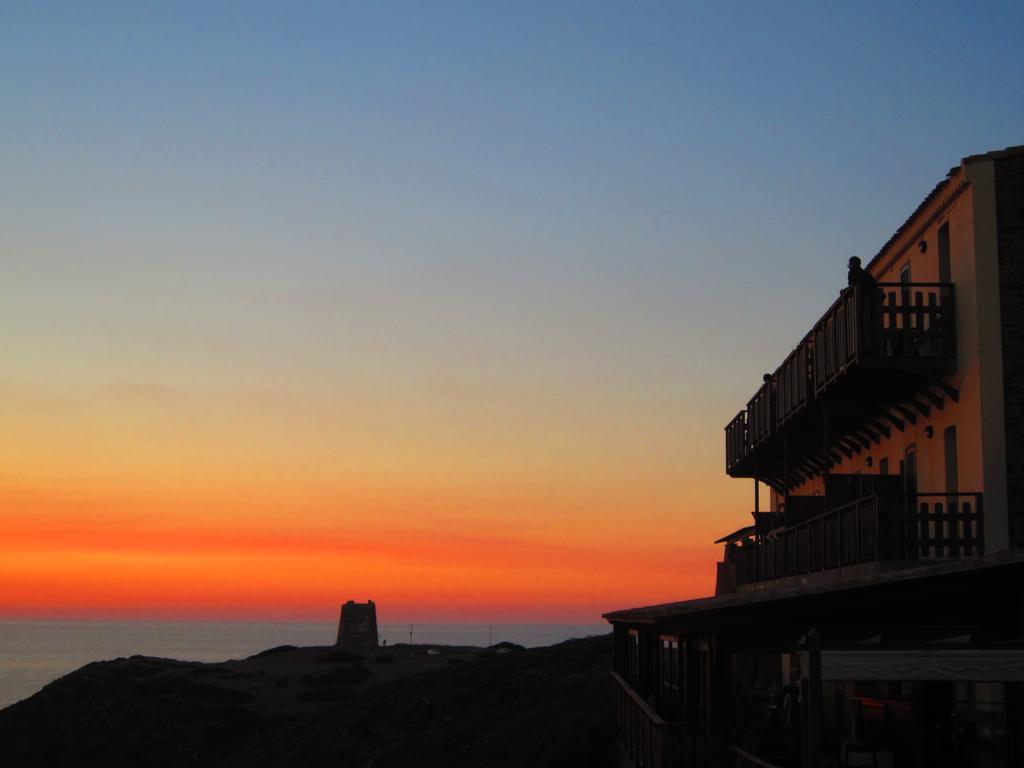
1 1 1022 623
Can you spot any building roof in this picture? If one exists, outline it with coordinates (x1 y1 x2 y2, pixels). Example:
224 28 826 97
713 525 755 544
603 550 1024 625
866 144 1024 274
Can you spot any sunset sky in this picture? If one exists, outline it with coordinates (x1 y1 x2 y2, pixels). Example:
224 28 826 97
2 2 1022 623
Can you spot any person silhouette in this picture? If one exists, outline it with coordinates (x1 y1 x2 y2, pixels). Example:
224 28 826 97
847 256 880 353
847 256 876 288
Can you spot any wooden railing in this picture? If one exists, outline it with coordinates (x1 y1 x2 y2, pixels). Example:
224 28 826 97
747 380 774 449
813 283 955 394
613 671 676 768
725 411 748 473
729 745 784 768
775 342 811 427
900 493 985 559
612 672 715 768
813 287 859 393
732 492 983 586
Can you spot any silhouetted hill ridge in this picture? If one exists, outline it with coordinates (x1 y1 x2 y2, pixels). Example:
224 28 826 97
0 634 617 767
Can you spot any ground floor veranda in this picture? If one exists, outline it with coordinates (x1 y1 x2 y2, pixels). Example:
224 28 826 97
605 553 1024 768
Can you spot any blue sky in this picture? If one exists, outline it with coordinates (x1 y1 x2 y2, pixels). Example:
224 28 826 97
0 1 1022 617
2 0 1021 435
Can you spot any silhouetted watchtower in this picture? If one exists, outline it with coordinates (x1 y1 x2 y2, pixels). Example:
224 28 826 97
335 600 379 649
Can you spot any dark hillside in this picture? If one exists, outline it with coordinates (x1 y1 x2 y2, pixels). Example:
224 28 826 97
0 634 617 768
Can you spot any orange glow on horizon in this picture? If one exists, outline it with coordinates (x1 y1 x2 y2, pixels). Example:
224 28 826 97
0 350 749 623
1 477 728 623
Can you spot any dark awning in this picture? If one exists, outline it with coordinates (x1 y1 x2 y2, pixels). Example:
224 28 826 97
714 525 756 544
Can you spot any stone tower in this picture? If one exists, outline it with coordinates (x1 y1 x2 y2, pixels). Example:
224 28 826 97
335 600 379 649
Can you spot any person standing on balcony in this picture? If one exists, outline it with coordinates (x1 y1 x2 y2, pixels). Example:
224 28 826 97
848 256 881 355
846 256 876 289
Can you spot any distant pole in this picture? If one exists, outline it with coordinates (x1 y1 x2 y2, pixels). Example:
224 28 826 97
409 624 414 646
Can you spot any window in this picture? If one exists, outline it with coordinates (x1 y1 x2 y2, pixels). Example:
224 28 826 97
938 223 951 283
879 457 889 476
899 263 912 313
904 445 917 496
944 425 958 493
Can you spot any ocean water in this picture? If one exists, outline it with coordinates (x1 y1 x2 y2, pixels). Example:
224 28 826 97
0 619 607 709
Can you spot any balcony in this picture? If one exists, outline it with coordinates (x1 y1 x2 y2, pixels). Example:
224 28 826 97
725 411 748 475
725 283 957 480
776 343 811 428
747 379 774 450
727 492 984 587
812 283 956 395
725 378 776 475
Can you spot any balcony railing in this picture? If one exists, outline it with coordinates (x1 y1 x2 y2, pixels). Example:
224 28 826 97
731 492 983 586
747 379 774 449
613 672 714 768
613 670 676 768
725 411 748 473
776 343 811 427
813 283 956 395
729 745 784 768
904 493 985 559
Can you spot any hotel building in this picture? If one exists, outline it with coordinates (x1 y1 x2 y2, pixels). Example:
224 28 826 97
606 145 1024 768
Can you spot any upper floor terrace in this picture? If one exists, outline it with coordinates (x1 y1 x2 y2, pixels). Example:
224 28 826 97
725 280 957 489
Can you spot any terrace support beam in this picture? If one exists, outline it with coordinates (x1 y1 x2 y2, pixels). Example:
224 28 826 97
836 437 859 457
848 432 872 451
881 412 905 432
791 461 808 480
893 404 917 425
810 455 828 471
857 426 882 445
930 378 960 404
909 398 931 418
870 421 891 440
922 388 945 410
788 467 809 488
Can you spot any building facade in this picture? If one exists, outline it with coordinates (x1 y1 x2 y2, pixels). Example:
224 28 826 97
605 146 1024 768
